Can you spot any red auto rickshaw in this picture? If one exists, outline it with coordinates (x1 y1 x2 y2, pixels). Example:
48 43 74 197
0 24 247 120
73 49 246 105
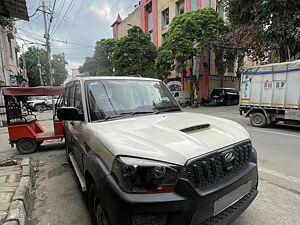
2 86 65 154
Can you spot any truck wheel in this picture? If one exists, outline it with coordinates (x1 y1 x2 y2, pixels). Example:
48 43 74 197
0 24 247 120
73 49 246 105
250 112 267 127
88 183 110 225
16 138 38 154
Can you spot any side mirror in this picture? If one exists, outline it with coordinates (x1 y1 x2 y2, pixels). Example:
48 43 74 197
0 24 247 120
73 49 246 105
57 107 84 121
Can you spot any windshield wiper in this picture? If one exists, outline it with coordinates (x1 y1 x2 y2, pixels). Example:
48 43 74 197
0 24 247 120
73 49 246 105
119 111 156 116
155 106 181 113
103 115 125 121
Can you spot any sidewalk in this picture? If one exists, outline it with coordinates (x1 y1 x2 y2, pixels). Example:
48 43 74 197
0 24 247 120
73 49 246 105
0 159 33 225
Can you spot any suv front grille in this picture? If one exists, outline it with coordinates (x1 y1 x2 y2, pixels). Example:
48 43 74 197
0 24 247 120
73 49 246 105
181 141 252 189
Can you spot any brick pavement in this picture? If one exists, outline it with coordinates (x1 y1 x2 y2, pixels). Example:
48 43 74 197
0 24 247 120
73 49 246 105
0 163 21 223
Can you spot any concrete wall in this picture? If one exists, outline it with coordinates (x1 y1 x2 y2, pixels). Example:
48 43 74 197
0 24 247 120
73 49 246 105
224 80 240 90
0 25 20 86
157 0 178 46
118 7 141 39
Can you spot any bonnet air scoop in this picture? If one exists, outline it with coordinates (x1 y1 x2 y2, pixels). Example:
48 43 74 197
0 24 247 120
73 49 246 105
180 124 211 133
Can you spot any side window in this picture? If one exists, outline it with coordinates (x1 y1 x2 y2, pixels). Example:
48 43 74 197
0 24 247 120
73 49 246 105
67 84 75 107
64 87 69 106
74 82 83 113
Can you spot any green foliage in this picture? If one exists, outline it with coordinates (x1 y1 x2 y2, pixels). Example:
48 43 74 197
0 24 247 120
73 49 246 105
225 0 300 62
156 8 226 75
79 56 97 76
114 26 157 77
51 53 68 86
19 47 68 87
19 47 48 87
80 27 157 78
94 39 118 76
0 15 13 28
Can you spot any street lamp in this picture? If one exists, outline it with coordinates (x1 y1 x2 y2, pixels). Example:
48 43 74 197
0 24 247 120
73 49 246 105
127 23 142 76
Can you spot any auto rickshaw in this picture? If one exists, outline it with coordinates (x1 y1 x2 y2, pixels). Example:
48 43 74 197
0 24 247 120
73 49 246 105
2 86 65 154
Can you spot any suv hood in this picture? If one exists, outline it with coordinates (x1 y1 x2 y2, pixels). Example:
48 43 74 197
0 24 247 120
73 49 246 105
87 112 250 166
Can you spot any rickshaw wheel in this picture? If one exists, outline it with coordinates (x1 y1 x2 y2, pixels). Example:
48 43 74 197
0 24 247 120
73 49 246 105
16 138 38 154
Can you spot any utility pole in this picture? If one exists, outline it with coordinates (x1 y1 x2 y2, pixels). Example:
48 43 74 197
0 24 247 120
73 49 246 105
41 1 55 114
42 1 53 86
21 44 28 87
37 56 44 86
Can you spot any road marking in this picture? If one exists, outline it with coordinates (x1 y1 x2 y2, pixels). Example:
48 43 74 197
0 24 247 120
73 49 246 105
247 128 300 138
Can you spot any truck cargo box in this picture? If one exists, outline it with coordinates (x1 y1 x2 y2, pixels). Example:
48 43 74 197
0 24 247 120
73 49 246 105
240 60 300 109
239 60 300 127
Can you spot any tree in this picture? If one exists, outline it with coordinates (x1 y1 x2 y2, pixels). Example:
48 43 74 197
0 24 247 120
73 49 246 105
19 47 49 87
79 56 97 76
114 26 157 77
225 0 300 62
52 53 68 86
19 47 68 87
156 8 226 101
94 39 118 76
156 8 225 73
0 15 13 29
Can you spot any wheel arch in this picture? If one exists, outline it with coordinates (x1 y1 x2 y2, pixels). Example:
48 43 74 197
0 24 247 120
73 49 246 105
245 108 271 124
84 153 111 195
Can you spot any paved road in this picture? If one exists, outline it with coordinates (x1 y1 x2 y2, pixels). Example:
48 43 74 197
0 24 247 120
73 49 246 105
0 109 299 225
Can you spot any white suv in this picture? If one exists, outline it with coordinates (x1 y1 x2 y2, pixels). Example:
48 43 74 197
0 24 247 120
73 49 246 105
58 76 258 225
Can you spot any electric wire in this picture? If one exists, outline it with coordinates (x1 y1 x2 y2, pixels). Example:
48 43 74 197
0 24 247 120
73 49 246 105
51 0 75 37
65 0 86 42
49 0 66 35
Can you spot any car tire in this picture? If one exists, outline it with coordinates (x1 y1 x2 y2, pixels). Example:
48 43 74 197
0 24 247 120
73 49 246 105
88 183 110 225
227 98 232 106
65 144 72 166
16 138 38 154
250 112 267 127
35 104 45 113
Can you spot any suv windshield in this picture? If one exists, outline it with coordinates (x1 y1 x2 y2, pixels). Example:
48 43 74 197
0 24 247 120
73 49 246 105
86 79 181 121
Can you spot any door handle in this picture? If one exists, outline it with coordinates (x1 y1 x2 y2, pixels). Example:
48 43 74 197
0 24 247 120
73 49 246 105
70 121 75 126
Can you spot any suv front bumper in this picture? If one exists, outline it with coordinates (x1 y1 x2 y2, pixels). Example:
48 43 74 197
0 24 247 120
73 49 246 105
100 163 258 225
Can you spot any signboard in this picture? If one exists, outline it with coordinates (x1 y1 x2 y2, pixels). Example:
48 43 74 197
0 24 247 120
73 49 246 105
167 81 182 91
264 81 273 89
275 81 286 89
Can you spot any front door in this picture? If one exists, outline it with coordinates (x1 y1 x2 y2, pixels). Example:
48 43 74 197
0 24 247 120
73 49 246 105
66 81 85 170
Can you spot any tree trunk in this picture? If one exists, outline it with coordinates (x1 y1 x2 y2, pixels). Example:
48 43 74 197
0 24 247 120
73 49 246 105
279 46 287 62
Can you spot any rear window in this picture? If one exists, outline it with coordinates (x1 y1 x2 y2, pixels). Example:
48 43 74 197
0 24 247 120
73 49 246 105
211 89 223 95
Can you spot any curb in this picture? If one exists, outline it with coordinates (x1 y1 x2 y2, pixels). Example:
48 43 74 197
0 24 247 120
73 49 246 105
258 166 300 193
3 158 33 225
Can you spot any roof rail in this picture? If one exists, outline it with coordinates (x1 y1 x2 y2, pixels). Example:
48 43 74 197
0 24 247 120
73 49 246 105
75 72 90 77
127 74 142 77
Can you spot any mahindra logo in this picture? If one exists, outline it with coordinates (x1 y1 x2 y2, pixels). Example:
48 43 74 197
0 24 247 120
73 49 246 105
222 150 235 171
224 152 235 163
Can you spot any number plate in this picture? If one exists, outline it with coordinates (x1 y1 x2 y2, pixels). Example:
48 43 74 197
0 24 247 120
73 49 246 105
213 181 252 216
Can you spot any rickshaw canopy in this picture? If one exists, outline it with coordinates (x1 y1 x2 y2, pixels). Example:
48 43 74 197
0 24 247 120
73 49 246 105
2 86 64 97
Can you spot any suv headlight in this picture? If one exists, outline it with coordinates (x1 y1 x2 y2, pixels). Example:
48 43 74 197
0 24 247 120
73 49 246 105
112 156 182 193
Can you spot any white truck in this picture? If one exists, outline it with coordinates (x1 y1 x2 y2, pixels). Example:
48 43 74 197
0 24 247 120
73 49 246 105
239 60 300 127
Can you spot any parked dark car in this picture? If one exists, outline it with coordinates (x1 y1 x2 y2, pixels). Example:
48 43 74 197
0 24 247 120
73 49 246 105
211 88 240 105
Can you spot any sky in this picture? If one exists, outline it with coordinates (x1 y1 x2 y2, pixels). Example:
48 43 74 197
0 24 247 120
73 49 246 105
16 0 140 74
